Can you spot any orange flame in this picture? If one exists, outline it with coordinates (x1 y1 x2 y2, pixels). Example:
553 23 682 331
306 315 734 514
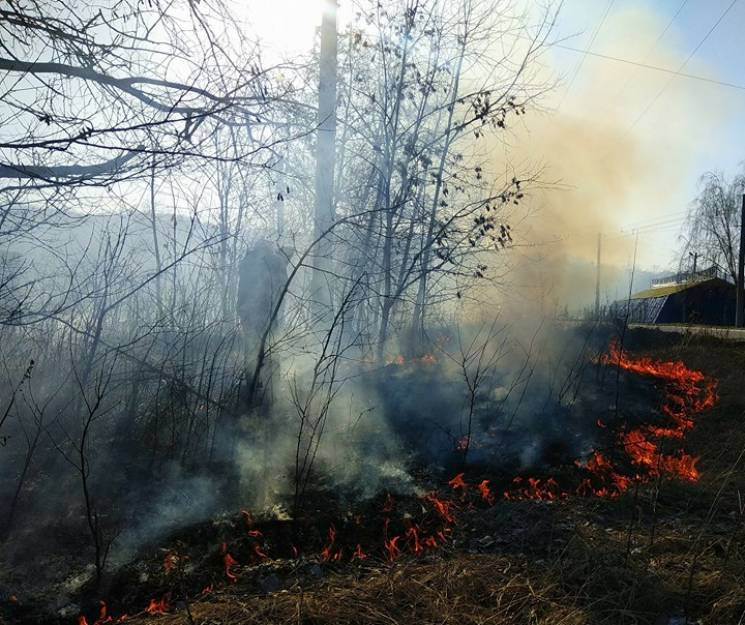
253 543 268 560
477 479 494 504
384 535 401 561
351 544 367 560
221 543 238 582
426 493 455 524
320 524 337 561
448 472 467 491
145 597 169 616
405 523 423 555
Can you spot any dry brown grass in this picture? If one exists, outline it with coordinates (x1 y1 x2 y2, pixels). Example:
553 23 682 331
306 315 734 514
124 555 585 625
23 334 740 625
112 335 745 625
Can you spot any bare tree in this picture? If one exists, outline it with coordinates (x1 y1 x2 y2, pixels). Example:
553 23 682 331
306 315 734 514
50 355 120 587
320 0 557 358
681 169 745 282
444 319 507 466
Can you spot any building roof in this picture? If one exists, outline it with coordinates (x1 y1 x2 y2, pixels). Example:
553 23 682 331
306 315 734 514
630 277 732 301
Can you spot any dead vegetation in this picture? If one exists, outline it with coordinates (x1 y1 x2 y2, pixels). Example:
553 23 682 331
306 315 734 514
4 333 745 625
125 334 745 625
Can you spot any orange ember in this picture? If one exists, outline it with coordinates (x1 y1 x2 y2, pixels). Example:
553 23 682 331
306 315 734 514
145 597 169 616
351 544 367 560
384 535 401 561
223 551 238 582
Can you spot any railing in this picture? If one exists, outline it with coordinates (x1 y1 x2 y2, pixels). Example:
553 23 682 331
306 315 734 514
651 265 724 288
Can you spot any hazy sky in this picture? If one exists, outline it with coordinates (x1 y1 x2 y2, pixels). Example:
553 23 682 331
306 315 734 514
240 0 745 278
542 0 745 271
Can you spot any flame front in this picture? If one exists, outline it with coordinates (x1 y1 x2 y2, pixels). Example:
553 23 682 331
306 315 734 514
502 339 716 501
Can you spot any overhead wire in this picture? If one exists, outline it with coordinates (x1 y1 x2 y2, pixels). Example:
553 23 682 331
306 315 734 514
608 0 690 103
549 44 745 92
556 0 616 112
629 0 740 128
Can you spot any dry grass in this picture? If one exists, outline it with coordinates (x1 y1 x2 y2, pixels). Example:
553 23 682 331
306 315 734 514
115 526 745 625
124 555 584 625
6 332 742 625
114 336 745 625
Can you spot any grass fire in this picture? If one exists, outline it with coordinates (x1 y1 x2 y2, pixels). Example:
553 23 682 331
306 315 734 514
2 1 745 625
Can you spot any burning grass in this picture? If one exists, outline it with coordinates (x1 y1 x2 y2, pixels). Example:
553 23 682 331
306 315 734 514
102 556 583 625
80 530 745 625
4 332 745 625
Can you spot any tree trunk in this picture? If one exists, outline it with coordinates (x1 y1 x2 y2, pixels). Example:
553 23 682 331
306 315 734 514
410 23 468 352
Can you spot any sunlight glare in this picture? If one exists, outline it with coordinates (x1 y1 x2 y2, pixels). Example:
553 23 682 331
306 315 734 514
233 0 324 57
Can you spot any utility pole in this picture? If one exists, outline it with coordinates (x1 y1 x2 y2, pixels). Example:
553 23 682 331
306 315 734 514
736 194 745 327
595 232 601 320
311 0 338 318
689 251 698 278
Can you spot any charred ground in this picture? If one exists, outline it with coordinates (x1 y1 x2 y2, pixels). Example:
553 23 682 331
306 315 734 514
3 327 745 625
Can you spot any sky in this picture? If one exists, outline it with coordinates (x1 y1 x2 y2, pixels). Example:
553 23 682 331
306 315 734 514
539 0 745 271
235 0 745 299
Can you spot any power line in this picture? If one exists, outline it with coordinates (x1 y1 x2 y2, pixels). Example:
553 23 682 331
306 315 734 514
630 0 740 127
625 209 689 227
550 43 745 92
545 210 687 245
647 0 690 52
624 215 688 231
557 0 617 111
607 0 689 108
551 218 685 247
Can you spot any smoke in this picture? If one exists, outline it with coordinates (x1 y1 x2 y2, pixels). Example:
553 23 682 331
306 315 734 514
232 357 418 509
488 2 738 312
112 471 221 565
3 3 737 600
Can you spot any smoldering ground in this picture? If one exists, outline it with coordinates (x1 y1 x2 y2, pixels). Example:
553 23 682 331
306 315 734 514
4 0 736 602
0 314 618 576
